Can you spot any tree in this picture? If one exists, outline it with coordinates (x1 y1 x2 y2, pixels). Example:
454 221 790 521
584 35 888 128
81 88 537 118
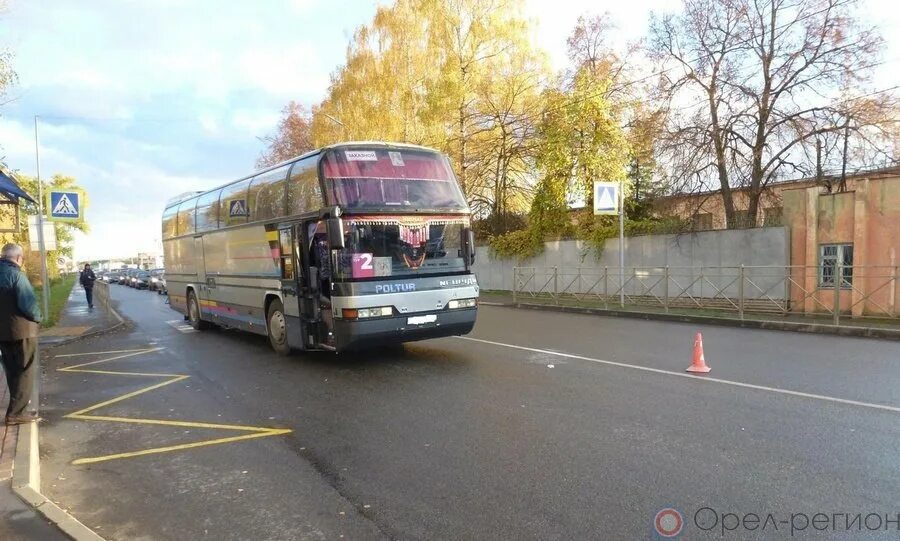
651 0 887 228
257 102 314 167
798 90 899 192
626 104 665 218
0 49 13 106
306 0 547 230
0 174 88 284
532 15 630 231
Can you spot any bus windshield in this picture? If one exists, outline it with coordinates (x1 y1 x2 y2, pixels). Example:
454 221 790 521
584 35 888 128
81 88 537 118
331 217 470 280
321 148 468 211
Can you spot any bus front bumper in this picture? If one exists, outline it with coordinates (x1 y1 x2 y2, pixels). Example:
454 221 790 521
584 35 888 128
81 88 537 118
333 308 477 351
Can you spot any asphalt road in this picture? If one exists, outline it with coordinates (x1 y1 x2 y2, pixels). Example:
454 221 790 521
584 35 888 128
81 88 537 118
38 285 900 540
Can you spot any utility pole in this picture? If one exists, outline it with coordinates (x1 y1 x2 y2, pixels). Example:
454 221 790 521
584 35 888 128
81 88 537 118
816 138 825 190
619 179 625 308
33 115 50 418
34 116 50 319
839 123 850 193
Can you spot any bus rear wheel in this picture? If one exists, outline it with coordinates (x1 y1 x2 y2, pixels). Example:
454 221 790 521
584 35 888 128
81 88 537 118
188 290 211 330
267 299 291 356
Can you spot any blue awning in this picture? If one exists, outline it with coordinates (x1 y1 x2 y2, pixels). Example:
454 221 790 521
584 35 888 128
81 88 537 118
0 170 36 204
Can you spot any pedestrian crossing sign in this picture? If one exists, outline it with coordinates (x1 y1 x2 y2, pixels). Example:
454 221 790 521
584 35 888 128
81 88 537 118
593 182 619 215
48 190 85 222
229 199 248 217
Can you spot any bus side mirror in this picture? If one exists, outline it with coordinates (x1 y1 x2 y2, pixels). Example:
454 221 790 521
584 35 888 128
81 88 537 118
462 227 476 265
327 218 345 249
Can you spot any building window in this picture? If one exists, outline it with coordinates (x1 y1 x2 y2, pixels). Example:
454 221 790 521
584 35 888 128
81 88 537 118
763 207 783 226
692 212 713 230
819 244 853 288
733 210 754 228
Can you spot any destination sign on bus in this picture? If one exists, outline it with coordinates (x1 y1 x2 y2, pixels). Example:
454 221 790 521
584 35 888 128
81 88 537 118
345 150 378 161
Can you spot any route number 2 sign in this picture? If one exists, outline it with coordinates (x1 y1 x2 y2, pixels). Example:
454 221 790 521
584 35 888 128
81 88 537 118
352 253 375 278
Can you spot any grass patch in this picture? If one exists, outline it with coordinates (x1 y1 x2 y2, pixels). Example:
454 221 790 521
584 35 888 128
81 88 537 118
34 274 77 328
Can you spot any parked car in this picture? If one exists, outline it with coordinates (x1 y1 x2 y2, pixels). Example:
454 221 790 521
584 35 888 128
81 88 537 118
157 271 167 295
125 269 139 287
148 268 165 291
133 270 151 289
118 270 134 285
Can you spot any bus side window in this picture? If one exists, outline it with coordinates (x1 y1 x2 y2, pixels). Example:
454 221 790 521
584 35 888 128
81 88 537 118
279 228 294 280
288 158 321 215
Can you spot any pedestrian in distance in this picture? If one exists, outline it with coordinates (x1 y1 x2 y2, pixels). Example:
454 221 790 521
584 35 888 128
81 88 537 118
0 243 43 425
80 262 96 309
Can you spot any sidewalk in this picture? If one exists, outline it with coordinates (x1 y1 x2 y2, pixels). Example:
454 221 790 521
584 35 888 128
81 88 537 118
40 284 122 347
0 283 121 540
479 291 900 340
0 374 68 540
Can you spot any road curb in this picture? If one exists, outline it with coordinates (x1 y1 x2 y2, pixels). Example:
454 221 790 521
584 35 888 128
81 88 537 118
41 302 126 349
499 302 900 340
12 423 106 541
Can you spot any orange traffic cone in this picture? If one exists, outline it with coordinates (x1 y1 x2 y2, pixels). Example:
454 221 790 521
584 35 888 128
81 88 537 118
686 332 711 373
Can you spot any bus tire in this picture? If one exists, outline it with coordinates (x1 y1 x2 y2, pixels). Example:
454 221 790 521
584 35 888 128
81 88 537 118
188 290 211 330
266 299 291 356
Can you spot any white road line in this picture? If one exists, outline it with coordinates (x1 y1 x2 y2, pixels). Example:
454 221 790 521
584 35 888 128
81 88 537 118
166 320 197 333
457 336 900 414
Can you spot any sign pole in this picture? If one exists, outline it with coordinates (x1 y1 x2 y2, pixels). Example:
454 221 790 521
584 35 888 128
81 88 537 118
618 179 625 308
33 114 49 417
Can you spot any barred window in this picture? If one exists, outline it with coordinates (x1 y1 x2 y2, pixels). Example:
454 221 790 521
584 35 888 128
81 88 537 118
819 244 853 288
763 207 783 226
692 212 713 230
733 210 754 228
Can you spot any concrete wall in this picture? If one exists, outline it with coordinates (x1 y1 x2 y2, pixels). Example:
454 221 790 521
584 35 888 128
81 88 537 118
474 227 789 299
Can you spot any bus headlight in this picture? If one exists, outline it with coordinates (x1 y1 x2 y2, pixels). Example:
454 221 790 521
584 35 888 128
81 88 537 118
341 306 393 319
447 298 477 309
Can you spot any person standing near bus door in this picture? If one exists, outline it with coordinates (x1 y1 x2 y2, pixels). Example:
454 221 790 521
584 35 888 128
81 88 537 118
0 243 43 425
80 263 96 309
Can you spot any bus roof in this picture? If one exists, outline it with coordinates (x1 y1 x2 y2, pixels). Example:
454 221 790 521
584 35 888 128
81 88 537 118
164 141 443 209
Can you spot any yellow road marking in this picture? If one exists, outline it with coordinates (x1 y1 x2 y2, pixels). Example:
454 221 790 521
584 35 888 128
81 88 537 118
72 429 293 465
55 348 155 358
63 348 164 369
57 347 292 464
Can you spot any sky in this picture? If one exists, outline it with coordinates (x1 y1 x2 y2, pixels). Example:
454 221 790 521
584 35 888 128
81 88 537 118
0 0 896 261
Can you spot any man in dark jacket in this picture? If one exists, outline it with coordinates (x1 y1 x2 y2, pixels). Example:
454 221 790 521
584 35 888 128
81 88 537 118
0 243 42 424
80 263 96 308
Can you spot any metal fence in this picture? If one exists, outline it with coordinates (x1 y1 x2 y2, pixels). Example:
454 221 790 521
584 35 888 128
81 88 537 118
512 265 900 325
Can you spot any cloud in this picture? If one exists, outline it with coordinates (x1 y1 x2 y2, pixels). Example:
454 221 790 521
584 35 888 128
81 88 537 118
236 44 330 99
232 109 282 136
289 0 317 14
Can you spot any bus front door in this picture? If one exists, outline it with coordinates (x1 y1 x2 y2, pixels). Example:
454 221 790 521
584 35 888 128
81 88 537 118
298 221 335 350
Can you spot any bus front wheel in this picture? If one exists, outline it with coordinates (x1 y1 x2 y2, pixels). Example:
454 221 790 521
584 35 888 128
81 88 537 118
267 299 291 356
188 290 211 330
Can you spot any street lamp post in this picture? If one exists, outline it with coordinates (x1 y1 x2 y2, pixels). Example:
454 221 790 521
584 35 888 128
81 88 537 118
32 114 51 418
323 114 347 139
34 116 50 319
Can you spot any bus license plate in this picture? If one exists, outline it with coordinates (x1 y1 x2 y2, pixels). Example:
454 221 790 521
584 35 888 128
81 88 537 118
407 315 437 325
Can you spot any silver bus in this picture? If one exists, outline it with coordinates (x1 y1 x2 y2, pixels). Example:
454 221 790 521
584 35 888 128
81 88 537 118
162 142 479 353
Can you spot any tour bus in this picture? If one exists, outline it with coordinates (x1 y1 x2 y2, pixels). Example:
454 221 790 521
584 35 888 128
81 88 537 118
162 142 479 353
